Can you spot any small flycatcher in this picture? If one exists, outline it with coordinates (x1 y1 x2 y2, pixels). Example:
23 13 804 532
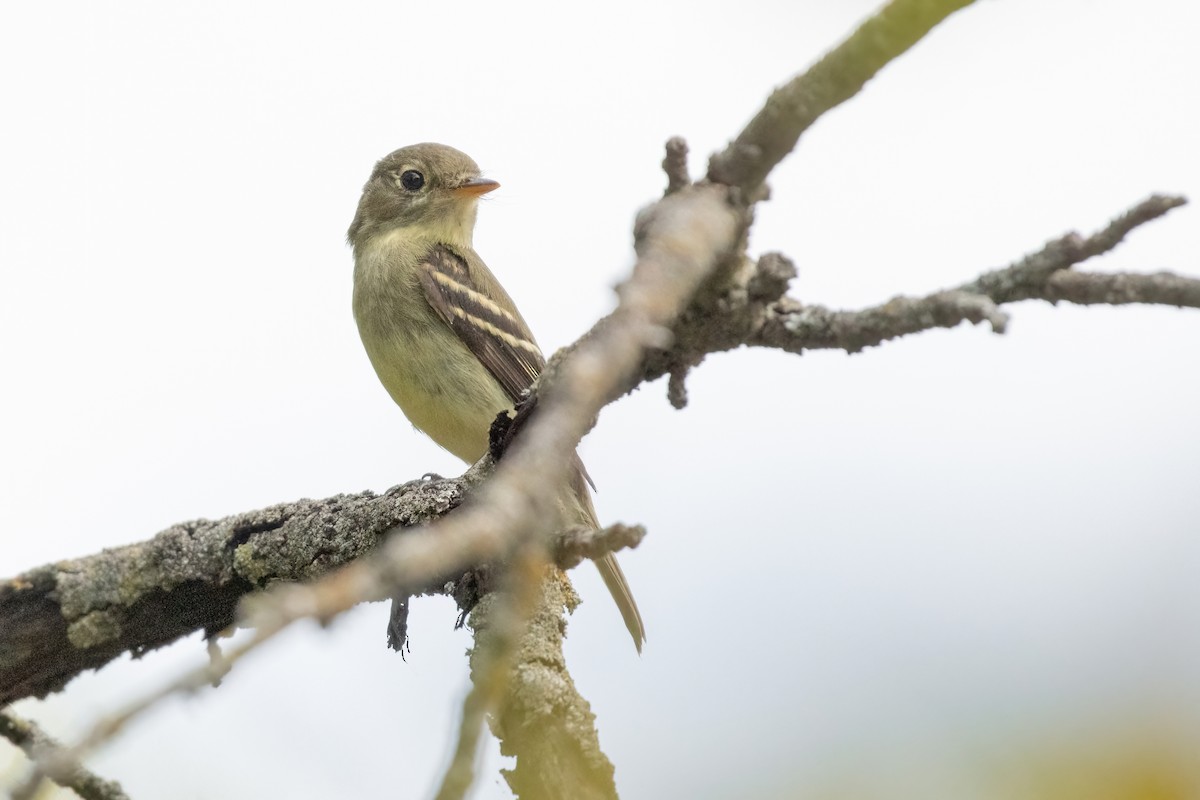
348 143 645 651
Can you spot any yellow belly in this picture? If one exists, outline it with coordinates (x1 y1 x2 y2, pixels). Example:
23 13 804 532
364 324 512 464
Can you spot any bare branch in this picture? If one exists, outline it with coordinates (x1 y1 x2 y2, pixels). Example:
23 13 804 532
0 711 130 800
708 0 977 192
761 195 1194 353
1044 270 1200 309
958 194 1188 303
639 194 1193 379
760 290 1008 355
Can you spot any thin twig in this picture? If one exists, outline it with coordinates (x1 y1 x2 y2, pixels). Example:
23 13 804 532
958 194 1188 302
631 193 1193 384
9 627 264 798
553 524 648 571
761 290 1008 355
0 711 130 800
754 195 1191 354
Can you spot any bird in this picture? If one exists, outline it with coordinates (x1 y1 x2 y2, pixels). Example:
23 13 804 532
347 142 645 652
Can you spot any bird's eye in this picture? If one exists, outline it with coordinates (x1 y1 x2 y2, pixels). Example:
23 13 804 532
400 170 425 191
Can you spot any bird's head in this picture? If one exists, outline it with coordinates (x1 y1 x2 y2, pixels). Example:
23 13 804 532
347 142 499 250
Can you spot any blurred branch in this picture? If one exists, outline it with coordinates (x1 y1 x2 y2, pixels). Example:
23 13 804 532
0 710 130 800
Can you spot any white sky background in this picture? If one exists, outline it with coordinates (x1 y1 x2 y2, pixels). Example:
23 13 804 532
2 1 1198 798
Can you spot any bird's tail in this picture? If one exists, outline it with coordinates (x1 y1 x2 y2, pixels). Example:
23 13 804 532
593 551 646 653
569 464 646 653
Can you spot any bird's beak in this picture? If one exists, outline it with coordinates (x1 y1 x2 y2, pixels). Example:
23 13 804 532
453 177 500 197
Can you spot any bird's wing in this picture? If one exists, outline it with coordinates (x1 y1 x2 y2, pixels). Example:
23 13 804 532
417 244 545 403
418 245 597 492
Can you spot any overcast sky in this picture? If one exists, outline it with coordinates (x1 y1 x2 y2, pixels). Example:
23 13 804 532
2 1 1198 798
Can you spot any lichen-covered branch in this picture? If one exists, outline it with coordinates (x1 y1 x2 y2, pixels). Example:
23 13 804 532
0 473 645 707
761 289 1009 354
0 480 464 706
769 264 1200 356
433 550 579 800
